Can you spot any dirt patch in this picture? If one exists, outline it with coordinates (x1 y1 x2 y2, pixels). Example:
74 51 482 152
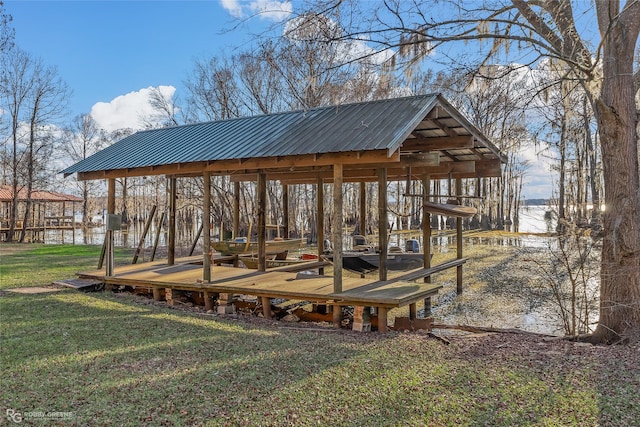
5 286 66 294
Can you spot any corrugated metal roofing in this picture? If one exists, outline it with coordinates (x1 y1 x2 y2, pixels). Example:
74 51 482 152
61 95 440 176
61 94 504 178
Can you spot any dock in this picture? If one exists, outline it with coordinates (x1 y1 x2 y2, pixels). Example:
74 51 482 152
77 256 453 332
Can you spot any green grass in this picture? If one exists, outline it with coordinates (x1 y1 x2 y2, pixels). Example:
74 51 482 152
0 244 133 289
1 243 639 426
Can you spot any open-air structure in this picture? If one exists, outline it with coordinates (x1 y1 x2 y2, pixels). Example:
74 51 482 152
0 185 83 242
62 94 505 332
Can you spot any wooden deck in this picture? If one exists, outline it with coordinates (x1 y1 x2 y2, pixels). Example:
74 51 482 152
78 256 448 332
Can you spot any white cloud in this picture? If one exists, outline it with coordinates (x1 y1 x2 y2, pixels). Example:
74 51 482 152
520 143 556 200
90 86 176 133
220 0 292 21
220 0 243 18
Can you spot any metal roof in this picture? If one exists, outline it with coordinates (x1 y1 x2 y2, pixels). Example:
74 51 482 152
61 94 504 178
0 185 83 202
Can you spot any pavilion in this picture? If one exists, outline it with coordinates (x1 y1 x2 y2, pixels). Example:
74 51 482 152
62 94 504 331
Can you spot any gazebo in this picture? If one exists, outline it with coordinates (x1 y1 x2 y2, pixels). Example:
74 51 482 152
0 185 83 242
62 94 504 331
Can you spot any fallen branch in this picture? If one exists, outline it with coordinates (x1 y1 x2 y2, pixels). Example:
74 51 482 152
432 323 558 337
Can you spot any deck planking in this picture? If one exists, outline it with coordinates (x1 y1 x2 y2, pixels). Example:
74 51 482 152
79 257 448 308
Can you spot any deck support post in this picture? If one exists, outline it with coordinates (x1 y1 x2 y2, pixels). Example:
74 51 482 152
217 293 236 314
203 171 211 283
332 163 344 328
165 288 183 306
152 287 162 301
378 168 388 281
282 184 289 239
261 296 272 319
203 291 214 310
317 178 324 275
456 178 463 295
421 174 432 310
352 306 371 332
377 307 388 332
409 303 417 320
233 181 240 239
257 172 267 272
359 181 366 235
105 178 116 288
424 296 432 314
168 176 176 266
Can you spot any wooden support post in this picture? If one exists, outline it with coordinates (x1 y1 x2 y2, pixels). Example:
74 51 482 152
189 222 203 256
359 181 366 235
132 205 156 264
233 181 240 239
317 178 324 256
282 184 289 239
422 173 432 310
168 176 176 266
424 296 432 314
150 211 164 262
165 288 182 306
378 168 388 281
377 307 388 332
203 291 213 311
456 177 463 295
105 178 116 285
152 287 162 301
332 163 344 329
217 293 236 314
257 172 267 272
332 164 343 294
317 179 325 275
409 303 417 320
203 172 211 283
261 296 272 319
352 306 371 332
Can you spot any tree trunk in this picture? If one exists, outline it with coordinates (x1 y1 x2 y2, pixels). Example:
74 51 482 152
592 3 640 342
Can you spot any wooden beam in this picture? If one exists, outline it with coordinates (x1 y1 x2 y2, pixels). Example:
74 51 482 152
332 164 343 295
422 174 431 272
456 177 463 295
233 181 240 239
257 172 267 272
272 161 478 184
402 135 474 151
359 182 366 236
76 150 400 181
282 184 289 239
168 176 176 266
378 168 388 281
317 178 324 257
203 172 211 283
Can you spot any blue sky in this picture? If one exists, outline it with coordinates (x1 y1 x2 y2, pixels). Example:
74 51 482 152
6 0 285 118
5 0 580 200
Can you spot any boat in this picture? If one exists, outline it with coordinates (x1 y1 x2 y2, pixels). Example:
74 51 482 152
339 252 426 274
238 255 308 269
423 201 477 218
212 238 304 256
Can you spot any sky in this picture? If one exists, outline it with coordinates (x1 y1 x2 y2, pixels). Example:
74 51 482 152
5 0 289 126
4 0 561 200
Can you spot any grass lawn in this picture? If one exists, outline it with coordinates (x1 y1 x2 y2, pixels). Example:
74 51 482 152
1 243 639 426
0 244 133 290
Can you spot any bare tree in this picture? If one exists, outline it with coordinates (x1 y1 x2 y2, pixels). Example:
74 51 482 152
0 1 13 53
1 48 35 242
303 0 639 343
61 114 106 238
17 61 70 242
